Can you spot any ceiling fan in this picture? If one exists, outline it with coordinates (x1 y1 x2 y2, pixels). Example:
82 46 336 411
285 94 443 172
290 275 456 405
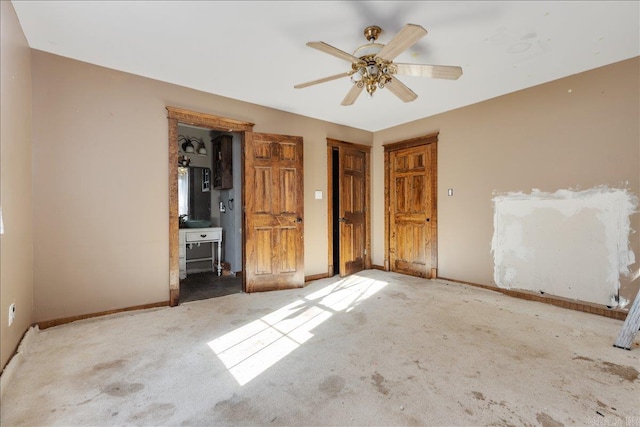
294 24 463 106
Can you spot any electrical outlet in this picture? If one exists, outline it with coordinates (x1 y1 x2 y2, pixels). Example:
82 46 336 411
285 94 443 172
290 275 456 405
8 303 16 326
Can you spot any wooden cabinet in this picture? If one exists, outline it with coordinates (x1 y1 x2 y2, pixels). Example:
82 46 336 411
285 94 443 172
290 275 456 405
212 134 233 189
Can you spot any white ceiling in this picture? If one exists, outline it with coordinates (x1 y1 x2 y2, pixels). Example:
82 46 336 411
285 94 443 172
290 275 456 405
11 1 640 132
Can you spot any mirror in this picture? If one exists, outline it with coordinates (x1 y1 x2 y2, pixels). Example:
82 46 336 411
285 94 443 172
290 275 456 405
178 166 212 227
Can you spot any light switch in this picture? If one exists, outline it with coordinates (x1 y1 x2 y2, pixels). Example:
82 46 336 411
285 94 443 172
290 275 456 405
448 188 454 196
315 190 323 200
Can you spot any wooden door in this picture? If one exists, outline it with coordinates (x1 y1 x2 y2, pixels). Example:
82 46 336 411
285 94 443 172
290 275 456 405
244 132 304 292
339 146 367 276
388 143 437 278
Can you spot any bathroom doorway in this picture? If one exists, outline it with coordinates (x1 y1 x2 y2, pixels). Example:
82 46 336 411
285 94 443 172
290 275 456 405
176 124 244 303
178 123 242 303
166 107 254 306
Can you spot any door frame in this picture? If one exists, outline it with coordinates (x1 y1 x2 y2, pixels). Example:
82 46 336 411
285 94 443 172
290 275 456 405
326 138 372 277
383 132 439 278
166 106 254 306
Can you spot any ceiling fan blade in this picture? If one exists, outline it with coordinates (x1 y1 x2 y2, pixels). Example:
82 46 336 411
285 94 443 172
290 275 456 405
385 78 418 103
294 72 351 89
341 84 364 106
307 41 362 63
376 24 428 61
395 63 463 80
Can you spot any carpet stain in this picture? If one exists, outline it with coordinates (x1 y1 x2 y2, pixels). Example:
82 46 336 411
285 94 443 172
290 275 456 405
600 361 639 382
413 359 428 372
388 291 409 300
213 395 259 422
536 412 564 427
572 356 638 382
319 375 345 397
352 312 367 326
472 391 485 401
499 417 518 427
128 403 175 423
371 372 389 395
101 382 144 397
93 359 126 371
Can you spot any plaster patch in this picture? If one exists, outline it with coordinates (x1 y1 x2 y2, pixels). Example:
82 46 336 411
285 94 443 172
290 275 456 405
491 186 637 308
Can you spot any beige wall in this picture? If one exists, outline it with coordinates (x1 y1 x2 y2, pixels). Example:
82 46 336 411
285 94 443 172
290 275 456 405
1 1 34 370
25 45 640 325
372 57 640 303
30 51 371 323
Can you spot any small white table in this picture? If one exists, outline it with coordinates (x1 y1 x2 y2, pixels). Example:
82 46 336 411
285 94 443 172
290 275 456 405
179 227 223 279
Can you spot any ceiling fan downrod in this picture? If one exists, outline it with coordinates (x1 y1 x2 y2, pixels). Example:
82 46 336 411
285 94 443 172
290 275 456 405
363 25 382 42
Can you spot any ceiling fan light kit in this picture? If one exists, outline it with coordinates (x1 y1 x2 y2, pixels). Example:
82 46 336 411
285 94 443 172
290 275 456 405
294 24 463 106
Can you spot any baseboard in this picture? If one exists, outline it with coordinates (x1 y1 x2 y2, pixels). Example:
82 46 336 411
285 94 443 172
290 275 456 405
305 272 330 283
371 264 386 271
437 276 628 321
36 301 170 330
1 325 39 399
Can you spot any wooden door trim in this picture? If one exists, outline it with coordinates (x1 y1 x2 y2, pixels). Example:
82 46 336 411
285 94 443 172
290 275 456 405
326 138 372 277
383 133 438 278
383 133 439 152
327 138 372 152
166 106 254 306
167 107 255 131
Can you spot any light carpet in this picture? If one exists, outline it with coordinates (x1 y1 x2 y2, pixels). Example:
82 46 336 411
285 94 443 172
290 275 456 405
1 270 638 426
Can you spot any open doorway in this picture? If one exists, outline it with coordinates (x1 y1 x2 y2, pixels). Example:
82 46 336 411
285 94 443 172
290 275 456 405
326 138 372 278
176 124 244 303
166 107 255 306
331 148 341 275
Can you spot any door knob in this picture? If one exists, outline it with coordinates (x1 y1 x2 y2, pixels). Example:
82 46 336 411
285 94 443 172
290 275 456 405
338 217 347 223
296 217 303 223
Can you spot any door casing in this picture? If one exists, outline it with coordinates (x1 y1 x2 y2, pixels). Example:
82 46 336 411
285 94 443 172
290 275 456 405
166 106 254 306
326 138 371 277
384 133 438 279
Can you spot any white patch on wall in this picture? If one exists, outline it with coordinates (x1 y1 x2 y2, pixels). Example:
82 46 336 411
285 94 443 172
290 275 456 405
491 186 637 308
